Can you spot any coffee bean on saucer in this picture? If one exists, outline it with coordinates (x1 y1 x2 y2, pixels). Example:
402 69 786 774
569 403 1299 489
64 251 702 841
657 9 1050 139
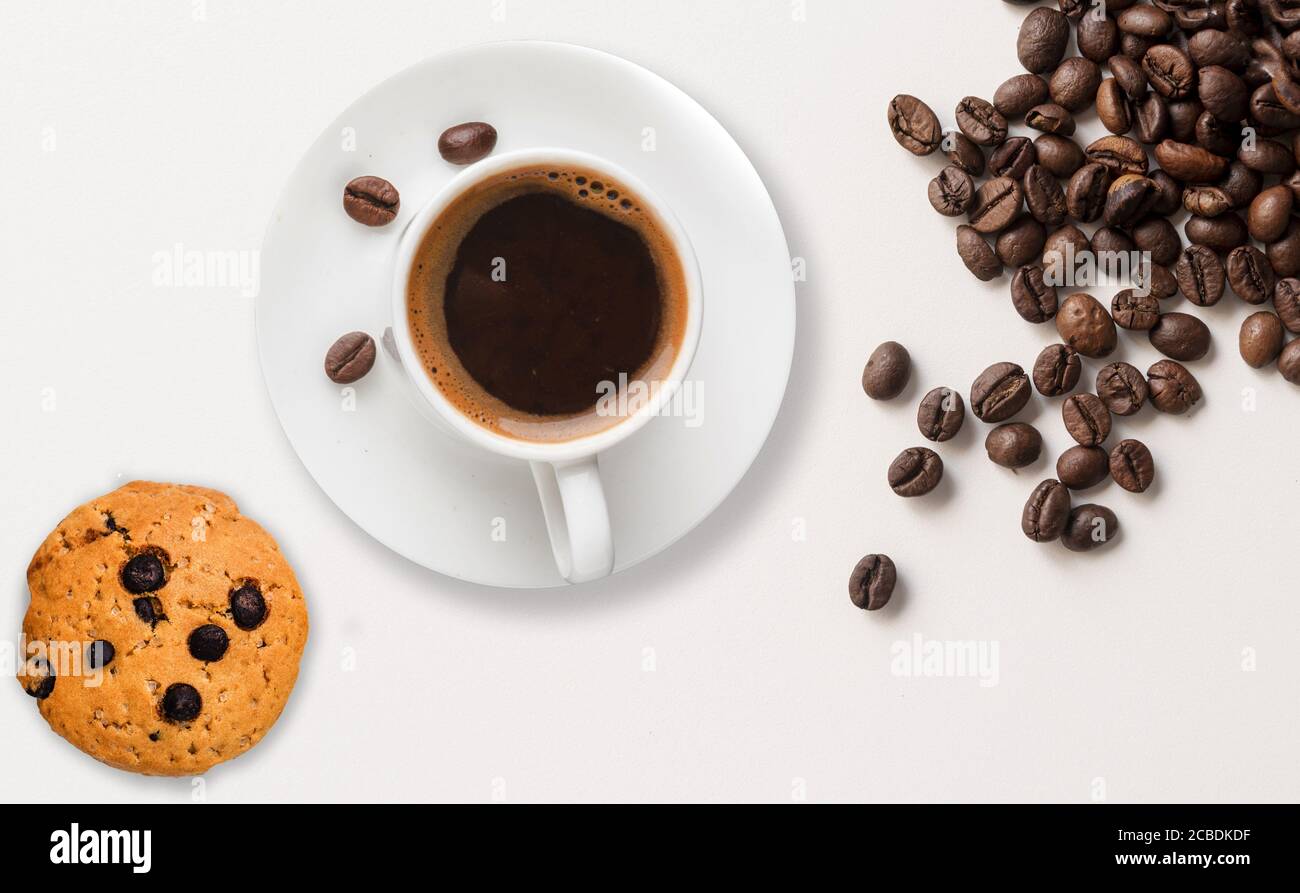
1174 245 1225 306
1011 265 1059 322
1056 293 1118 358
121 552 166 594
1279 339 1300 384
985 423 1043 469
888 448 944 498
971 362 1032 422
1239 311 1286 368
437 122 498 165
343 175 400 226
862 341 911 400
1110 439 1155 493
1062 393 1112 446
917 387 965 442
1096 362 1149 416
957 225 1003 281
1149 312 1211 361
1148 359 1202 414
1111 289 1160 331
187 625 229 663
848 554 897 611
1057 445 1110 491
888 95 943 155
1061 504 1119 552
929 166 975 216
162 683 202 723
1022 479 1071 543
325 331 377 384
1032 344 1081 397
1226 245 1276 305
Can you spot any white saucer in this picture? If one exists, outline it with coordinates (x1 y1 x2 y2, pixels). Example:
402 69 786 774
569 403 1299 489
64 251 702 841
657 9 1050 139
257 41 794 588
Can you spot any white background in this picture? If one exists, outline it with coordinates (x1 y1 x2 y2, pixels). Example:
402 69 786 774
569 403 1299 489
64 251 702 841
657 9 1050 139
2 0 1297 803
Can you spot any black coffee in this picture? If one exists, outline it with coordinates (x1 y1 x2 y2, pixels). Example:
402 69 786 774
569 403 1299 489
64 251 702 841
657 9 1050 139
407 165 688 442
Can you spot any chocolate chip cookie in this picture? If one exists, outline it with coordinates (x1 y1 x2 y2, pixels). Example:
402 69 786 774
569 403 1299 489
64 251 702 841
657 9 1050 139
17 481 308 775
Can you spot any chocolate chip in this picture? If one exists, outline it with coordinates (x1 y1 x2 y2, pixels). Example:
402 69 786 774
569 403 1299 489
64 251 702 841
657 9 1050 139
848 554 897 611
120 552 165 593
437 122 498 165
343 175 400 226
187 625 230 662
86 640 115 670
230 582 267 630
325 331 377 384
161 683 202 723
133 596 166 627
148 731 161 742
22 656 55 700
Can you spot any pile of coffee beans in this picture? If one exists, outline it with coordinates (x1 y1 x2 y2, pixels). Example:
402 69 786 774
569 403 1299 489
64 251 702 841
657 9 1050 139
854 1 1300 608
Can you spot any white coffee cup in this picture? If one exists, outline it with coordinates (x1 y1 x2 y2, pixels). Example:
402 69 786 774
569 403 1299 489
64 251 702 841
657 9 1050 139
389 148 703 584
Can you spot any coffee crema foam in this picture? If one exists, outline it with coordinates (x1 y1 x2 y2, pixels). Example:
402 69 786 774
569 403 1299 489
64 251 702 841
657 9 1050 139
406 165 689 443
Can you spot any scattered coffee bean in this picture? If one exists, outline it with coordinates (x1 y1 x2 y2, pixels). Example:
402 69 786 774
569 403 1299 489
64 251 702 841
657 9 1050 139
325 331 377 384
888 448 944 498
889 95 943 156
1056 293 1118 358
1186 212 1249 252
1274 279 1300 333
437 122 498 165
985 423 1043 469
1022 479 1072 543
1111 289 1160 331
929 166 975 217
1149 312 1212 361
996 217 1047 268
862 341 911 400
1062 393 1112 446
917 387 965 442
1035 134 1086 177
1050 57 1103 112
1240 311 1286 367
945 131 987 177
1226 245 1276 305
957 96 1008 147
957 225 1002 281
1024 165 1067 226
1011 265 1059 322
1248 184 1294 243
1026 103 1076 136
162 683 202 723
1110 439 1155 494
848 554 897 611
1148 359 1203 414
343 175 400 226
1032 343 1081 397
1096 362 1149 417
970 362 1032 422
1057 445 1111 491
1061 504 1120 552
1086 135 1148 176
968 177 1024 234
996 73 1050 118
187 625 230 662
989 137 1037 179
1018 7 1071 74
1280 339 1300 384
1174 245 1226 306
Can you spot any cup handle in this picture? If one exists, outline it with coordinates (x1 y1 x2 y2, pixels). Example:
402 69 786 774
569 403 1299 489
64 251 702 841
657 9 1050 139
530 456 615 584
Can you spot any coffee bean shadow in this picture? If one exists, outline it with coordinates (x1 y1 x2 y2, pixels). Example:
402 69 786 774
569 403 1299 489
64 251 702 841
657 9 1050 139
868 575 911 625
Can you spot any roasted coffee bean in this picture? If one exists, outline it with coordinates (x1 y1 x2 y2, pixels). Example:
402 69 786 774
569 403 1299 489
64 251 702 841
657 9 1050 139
1199 65 1250 121
1067 163 1111 222
1110 440 1155 493
917 387 965 442
1134 262 1180 299
1183 185 1234 218
1148 359 1203 413
1043 224 1092 281
1056 293 1118 358
1118 5 1172 37
1149 312 1212 361
1226 245 1276 304
162 683 202 723
1078 12 1121 63
1024 164 1068 226
848 554 897 611
1110 54 1150 100
1240 137 1296 175
985 423 1043 469
1274 278 1300 333
1112 289 1161 331
928 165 975 216
996 217 1047 268
1186 212 1249 252
1143 44 1197 99
956 96 1008 147
1022 479 1072 542
862 341 911 400
1218 161 1263 208
1097 79 1134 134
86 640 115 670
1050 57 1103 112
1248 184 1294 243
1035 134 1086 177
187 624 230 662
1268 220 1300 277
1026 103 1076 136
1188 28 1251 71
1280 339 1300 384
1010 266 1059 323
1167 99 1205 142
971 362 1032 422
957 225 1002 281
438 122 498 164
1195 111 1242 158
945 131 987 176
1096 362 1149 416
1091 226 1136 257
1175 245 1226 306
1131 216 1182 266
1251 83 1300 129
1134 92 1171 143
989 137 1037 180
1086 135 1149 175
22 656 55 700
1154 140 1229 183
1239 311 1286 367
1062 393 1112 446
888 95 943 156
324 331 376 384
1104 174 1159 228
1018 7 1072 73
1061 504 1120 552
888 448 944 498
995 73 1050 118
229 582 267 630
121 552 166 594
1057 445 1111 490
343 175 400 226
968 177 1024 234
1122 32 1156 63
1032 343 1082 396
1148 169 1184 215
